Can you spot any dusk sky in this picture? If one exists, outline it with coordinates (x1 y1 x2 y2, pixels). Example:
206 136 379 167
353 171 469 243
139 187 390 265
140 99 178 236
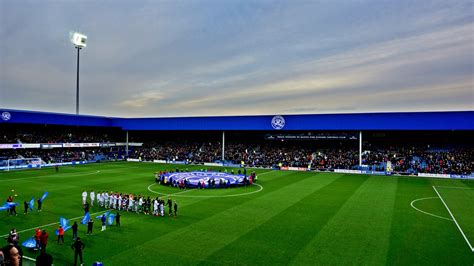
0 0 473 117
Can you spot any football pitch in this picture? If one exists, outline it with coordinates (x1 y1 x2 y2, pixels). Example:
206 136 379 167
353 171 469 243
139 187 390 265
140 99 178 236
1 162 473 265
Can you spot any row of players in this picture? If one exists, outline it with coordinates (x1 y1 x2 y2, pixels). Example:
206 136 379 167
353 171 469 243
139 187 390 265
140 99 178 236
82 191 178 217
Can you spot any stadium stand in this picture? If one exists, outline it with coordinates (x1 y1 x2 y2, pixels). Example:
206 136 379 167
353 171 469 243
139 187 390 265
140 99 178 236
1 109 473 176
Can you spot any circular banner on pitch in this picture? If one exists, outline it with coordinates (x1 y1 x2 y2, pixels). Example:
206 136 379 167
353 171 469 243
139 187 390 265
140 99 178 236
161 171 246 188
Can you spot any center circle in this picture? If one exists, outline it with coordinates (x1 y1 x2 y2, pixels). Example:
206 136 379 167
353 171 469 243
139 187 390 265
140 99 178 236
157 171 253 188
148 171 263 198
147 182 263 198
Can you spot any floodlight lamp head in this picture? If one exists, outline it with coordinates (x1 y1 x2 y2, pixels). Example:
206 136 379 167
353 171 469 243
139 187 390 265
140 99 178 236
70 31 87 48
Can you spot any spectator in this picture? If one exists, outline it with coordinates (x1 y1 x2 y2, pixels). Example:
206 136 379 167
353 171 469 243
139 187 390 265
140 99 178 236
1 244 22 266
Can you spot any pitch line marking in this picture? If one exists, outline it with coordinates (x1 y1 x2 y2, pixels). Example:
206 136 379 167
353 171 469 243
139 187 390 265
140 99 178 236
0 210 108 238
434 186 473 190
410 197 453 221
256 170 274 176
0 170 101 182
147 183 263 198
22 256 36 262
433 185 474 252
170 189 196 196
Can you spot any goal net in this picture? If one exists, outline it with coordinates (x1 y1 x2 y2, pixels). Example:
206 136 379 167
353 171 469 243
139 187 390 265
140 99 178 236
2 157 43 171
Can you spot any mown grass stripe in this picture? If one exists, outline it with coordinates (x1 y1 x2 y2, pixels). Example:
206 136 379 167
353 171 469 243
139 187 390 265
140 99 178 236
198 174 370 265
76 171 309 265
105 173 341 265
290 175 397 265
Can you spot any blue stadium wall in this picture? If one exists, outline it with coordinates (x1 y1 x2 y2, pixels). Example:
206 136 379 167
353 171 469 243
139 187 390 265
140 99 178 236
0 109 113 127
1 109 473 131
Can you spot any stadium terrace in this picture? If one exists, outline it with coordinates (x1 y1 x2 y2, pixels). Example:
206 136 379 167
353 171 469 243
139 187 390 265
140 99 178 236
0 109 473 265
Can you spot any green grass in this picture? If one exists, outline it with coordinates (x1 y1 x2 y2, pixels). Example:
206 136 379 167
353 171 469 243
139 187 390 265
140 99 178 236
0 162 473 265
434 185 474 248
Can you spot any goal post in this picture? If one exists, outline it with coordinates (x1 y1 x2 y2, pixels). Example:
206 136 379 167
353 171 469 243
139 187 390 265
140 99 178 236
4 157 43 171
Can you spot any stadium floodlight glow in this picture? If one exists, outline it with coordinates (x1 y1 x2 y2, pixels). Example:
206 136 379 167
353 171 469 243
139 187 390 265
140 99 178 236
70 31 87 115
70 31 87 48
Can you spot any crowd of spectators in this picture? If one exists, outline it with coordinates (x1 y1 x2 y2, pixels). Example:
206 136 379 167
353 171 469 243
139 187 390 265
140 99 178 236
132 141 220 163
1 125 123 144
131 141 324 168
361 145 473 175
131 141 472 175
311 149 359 170
0 148 123 166
1 126 472 175
1 138 471 175
0 126 126 166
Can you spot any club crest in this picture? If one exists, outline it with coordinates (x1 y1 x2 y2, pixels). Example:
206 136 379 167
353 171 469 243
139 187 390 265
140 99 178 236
1 112 11 121
271 115 285 130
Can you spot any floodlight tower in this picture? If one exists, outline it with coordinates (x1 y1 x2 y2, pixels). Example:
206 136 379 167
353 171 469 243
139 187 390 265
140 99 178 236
70 32 87 115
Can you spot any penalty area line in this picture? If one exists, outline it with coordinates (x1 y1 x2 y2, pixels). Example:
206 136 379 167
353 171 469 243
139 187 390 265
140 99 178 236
432 186 474 252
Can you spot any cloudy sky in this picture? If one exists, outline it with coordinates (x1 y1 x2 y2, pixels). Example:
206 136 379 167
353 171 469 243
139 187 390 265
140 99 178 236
0 0 473 117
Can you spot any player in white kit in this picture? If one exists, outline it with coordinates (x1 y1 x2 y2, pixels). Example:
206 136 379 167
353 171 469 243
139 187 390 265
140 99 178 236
90 191 95 206
82 190 87 205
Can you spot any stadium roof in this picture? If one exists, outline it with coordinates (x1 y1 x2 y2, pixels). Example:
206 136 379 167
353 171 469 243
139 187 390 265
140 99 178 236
1 109 473 131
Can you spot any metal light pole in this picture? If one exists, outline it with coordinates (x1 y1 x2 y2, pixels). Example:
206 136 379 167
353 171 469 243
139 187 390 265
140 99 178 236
76 47 81 115
70 31 87 115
